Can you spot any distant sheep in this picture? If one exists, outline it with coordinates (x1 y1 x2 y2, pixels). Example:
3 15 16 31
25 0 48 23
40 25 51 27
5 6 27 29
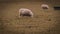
19 8 33 17
41 4 49 9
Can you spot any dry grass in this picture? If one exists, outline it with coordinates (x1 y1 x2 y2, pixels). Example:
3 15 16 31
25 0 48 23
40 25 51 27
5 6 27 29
0 1 60 34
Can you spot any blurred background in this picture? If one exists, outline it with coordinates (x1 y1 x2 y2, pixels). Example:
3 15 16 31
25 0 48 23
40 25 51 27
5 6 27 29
0 0 60 34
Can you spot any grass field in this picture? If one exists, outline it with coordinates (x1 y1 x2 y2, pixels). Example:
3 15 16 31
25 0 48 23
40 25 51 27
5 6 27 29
0 1 60 34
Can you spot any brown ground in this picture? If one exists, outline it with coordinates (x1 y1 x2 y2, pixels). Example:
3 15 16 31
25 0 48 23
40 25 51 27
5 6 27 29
0 1 60 34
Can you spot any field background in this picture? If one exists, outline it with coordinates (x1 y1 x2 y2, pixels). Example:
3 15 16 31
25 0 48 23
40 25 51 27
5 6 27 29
0 0 60 34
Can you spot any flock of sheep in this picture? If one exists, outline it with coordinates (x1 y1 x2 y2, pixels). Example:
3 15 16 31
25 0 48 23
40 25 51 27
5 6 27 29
19 4 49 18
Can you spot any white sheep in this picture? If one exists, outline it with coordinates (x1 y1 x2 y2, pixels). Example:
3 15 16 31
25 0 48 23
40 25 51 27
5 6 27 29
19 8 33 17
41 4 49 9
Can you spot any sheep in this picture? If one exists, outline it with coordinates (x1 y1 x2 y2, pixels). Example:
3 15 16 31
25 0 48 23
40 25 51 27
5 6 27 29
41 4 49 9
19 8 33 18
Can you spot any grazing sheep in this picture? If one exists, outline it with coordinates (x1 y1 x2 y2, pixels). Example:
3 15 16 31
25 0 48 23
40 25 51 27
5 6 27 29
19 8 33 17
41 4 49 9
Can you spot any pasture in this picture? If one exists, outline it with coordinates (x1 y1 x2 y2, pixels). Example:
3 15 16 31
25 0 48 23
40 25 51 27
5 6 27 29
0 1 60 34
